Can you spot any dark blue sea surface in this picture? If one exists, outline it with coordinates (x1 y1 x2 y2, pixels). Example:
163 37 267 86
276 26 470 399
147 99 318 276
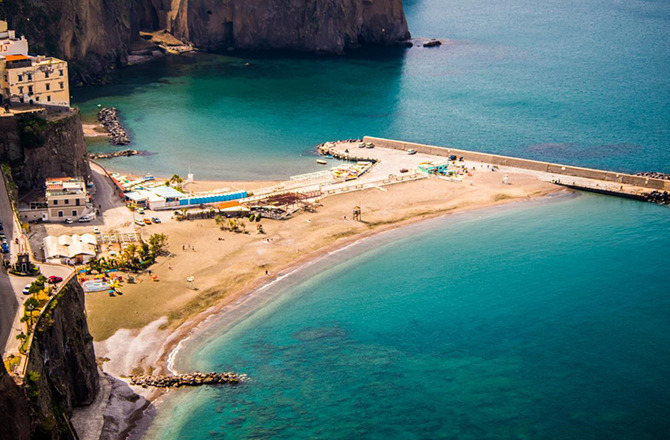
74 0 670 180
146 194 670 439
72 0 670 438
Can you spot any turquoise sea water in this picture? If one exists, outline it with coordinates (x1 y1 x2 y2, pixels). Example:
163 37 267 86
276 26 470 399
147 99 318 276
74 0 670 180
145 194 670 439
72 0 670 438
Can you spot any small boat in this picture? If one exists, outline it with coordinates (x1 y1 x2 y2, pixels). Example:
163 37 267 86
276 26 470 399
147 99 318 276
407 149 417 155
324 155 334 159
316 159 328 165
365 143 375 149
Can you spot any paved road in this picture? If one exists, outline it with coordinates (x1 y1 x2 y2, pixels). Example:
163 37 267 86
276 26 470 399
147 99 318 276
1 172 74 357
0 171 20 354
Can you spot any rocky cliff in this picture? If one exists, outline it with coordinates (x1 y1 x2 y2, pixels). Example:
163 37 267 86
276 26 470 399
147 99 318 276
0 278 99 439
1 0 409 82
0 361 32 440
169 0 410 53
0 109 91 192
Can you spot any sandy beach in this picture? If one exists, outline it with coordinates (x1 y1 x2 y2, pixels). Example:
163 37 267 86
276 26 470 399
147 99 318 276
83 122 108 138
88 165 561 377
55 144 578 439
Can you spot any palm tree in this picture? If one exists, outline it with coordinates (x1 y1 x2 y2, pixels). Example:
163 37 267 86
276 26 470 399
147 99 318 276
215 214 225 230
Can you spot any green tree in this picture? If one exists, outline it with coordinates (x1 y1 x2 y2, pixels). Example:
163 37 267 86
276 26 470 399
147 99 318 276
24 297 40 328
214 214 225 230
148 233 168 255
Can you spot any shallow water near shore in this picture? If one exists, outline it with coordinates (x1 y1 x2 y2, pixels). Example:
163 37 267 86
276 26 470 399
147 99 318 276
72 0 670 437
144 193 670 439
74 0 670 179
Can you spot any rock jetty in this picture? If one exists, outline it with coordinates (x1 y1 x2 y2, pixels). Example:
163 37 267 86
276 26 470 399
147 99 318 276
423 39 442 48
89 149 140 160
645 190 670 205
129 372 247 388
636 171 670 181
98 107 130 145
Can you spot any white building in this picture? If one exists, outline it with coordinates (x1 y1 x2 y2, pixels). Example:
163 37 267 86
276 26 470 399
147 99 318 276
45 177 89 221
0 20 28 56
0 20 70 107
43 233 97 264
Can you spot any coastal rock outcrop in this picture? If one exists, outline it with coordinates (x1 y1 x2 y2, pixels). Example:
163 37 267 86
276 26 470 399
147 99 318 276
0 108 91 192
1 0 410 83
98 107 131 145
170 0 410 53
0 278 100 439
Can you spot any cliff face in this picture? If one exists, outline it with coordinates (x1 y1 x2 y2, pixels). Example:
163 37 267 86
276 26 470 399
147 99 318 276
0 361 31 440
0 0 137 84
0 109 91 192
0 278 99 439
1 0 409 82
25 278 99 439
170 0 410 53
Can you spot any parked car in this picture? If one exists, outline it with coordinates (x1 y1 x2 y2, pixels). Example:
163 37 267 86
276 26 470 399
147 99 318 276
48 276 63 284
399 168 409 173
143 218 152 225
135 219 145 227
78 216 92 223
137 208 145 215
151 217 161 223
1 243 9 253
22 283 32 295
64 218 73 224
93 227 100 234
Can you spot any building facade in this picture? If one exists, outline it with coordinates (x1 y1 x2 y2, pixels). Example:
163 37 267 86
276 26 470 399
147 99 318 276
0 20 70 107
45 177 89 221
0 20 28 56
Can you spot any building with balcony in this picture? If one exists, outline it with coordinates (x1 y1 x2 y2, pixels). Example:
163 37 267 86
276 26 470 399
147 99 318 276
0 20 70 107
45 177 89 221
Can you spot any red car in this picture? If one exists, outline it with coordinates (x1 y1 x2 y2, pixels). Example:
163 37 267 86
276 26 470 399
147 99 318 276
48 276 63 284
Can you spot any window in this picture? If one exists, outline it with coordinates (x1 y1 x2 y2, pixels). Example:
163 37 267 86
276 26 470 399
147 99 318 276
45 71 50 78
59 82 64 89
47 96 51 102
18 86 23 93
52 200 58 205
64 199 69 205
59 70 64 76
28 85 33 95
75 199 80 206
35 96 39 102
58 211 63 217
27 73 32 81
18 74 23 81
72 210 77 216
46 83 50 91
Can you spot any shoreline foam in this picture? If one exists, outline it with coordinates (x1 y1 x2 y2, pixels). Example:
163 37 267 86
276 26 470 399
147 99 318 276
119 189 572 439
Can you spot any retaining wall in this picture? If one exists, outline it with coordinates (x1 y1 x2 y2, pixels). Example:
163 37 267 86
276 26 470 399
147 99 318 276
364 136 670 191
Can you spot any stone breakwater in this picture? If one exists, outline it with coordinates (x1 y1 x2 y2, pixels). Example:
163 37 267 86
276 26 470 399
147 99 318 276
97 107 130 145
89 149 141 159
129 372 247 388
645 190 670 205
636 172 670 181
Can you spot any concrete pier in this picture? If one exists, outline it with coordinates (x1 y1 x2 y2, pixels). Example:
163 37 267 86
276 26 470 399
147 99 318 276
362 136 670 201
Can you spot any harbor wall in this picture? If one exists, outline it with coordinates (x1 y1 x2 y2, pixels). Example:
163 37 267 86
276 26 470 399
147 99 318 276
363 137 670 191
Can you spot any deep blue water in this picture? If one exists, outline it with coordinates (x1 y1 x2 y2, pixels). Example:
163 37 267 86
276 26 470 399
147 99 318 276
71 0 670 438
146 194 670 439
74 0 670 180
